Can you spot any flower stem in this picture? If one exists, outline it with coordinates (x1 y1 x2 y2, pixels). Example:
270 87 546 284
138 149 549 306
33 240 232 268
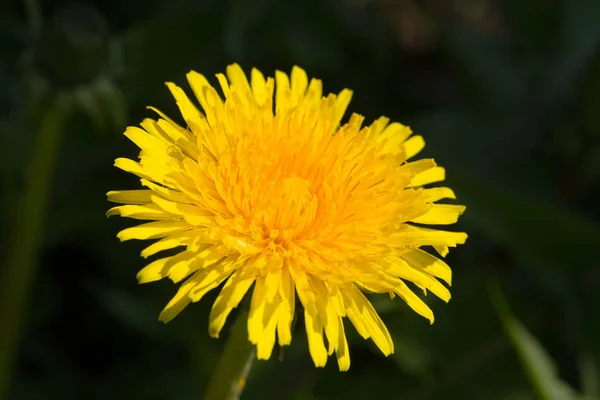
203 311 256 400
0 97 69 400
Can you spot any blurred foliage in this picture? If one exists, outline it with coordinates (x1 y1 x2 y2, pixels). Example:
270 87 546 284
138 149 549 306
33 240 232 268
0 0 599 399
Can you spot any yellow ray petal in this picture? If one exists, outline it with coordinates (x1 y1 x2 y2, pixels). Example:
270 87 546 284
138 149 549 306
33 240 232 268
421 187 456 202
403 135 425 160
106 190 152 204
306 78 323 102
290 66 308 105
402 249 452 285
399 225 468 247
137 250 197 283
106 204 171 220
114 158 155 182
348 286 394 355
215 73 230 98
388 260 451 302
155 119 198 159
146 106 188 134
433 245 449 257
209 270 256 338
186 70 212 112
256 303 280 360
117 221 192 241
140 179 193 205
158 278 196 323
168 247 222 283
341 288 370 340
335 318 350 371
226 63 252 96
187 259 237 302
275 70 291 113
333 89 353 128
151 195 214 227
140 233 193 258
124 126 169 155
304 308 328 368
248 275 267 344
411 166 445 187
165 82 204 124
376 122 411 144
277 266 295 346
392 280 434 324
411 204 467 225
309 276 339 355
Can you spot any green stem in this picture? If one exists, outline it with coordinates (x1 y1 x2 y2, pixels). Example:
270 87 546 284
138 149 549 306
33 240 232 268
0 97 69 400
203 311 256 400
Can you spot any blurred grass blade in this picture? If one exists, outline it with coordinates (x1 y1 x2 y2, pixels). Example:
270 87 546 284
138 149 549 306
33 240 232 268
204 311 255 400
489 280 579 400
0 97 70 400
580 354 599 399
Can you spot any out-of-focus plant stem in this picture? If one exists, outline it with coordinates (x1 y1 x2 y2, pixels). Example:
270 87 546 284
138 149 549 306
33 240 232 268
0 97 69 400
24 0 42 35
203 311 256 400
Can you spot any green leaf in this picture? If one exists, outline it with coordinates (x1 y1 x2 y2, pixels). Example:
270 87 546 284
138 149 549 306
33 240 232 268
489 280 580 400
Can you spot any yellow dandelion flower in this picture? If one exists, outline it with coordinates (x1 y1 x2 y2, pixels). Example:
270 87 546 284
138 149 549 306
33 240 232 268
107 64 467 371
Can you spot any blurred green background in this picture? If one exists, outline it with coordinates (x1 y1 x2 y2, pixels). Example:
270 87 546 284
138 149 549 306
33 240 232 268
1 0 600 399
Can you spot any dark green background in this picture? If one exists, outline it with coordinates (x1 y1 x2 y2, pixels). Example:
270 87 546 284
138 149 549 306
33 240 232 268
1 0 599 399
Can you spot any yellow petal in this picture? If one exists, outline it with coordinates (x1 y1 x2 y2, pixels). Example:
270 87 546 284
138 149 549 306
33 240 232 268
124 126 168 155
150 195 214 227
165 82 204 124
140 233 191 258
376 122 412 156
106 190 152 204
304 308 327 367
137 251 197 283
247 275 267 344
389 260 451 302
215 73 230 98
256 303 280 360
403 135 425 160
411 204 466 225
398 225 468 247
275 70 291 113
209 270 256 338
306 78 323 102
290 66 308 105
277 266 295 346
421 187 456 202
187 259 236 302
114 158 154 182
117 221 191 241
402 249 452 285
392 280 434 324
141 179 192 204
335 318 350 371
106 204 170 220
333 89 353 128
411 166 446 187
158 278 195 323
348 286 394 355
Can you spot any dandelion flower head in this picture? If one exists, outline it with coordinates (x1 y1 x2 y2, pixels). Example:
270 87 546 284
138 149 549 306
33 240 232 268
107 64 467 371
